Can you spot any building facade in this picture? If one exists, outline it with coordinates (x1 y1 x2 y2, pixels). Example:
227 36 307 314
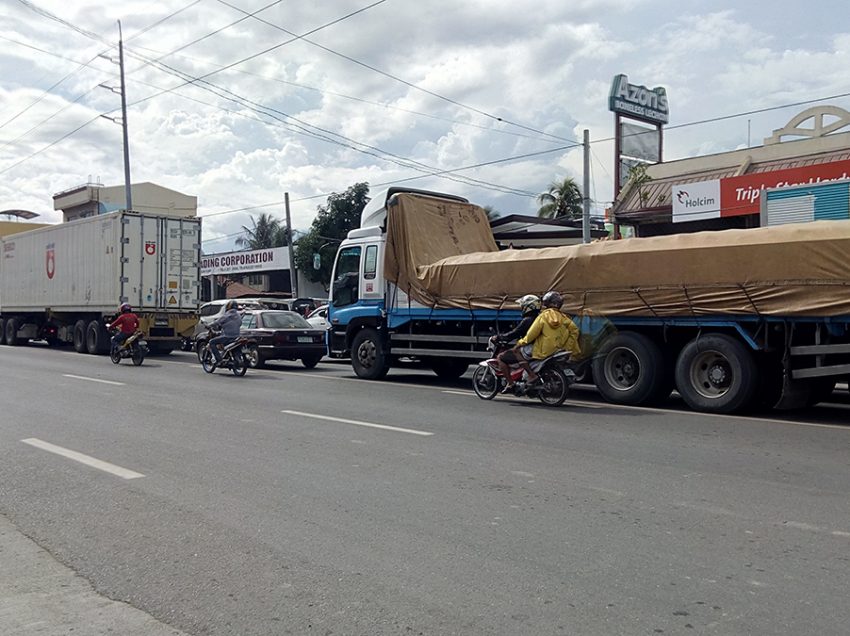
611 106 850 236
53 182 198 222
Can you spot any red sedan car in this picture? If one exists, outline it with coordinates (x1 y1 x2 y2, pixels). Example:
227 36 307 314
240 310 326 369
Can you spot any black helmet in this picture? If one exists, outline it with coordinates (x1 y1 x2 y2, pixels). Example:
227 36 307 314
225 300 238 311
120 302 131 313
542 290 563 309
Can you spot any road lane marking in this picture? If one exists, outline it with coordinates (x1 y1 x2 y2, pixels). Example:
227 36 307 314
282 410 433 437
62 374 125 386
21 438 144 479
441 390 470 396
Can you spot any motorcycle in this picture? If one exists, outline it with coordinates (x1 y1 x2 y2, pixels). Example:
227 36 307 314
199 327 253 376
471 337 575 406
109 329 148 366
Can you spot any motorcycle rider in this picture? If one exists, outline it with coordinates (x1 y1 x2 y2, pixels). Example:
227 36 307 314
509 290 581 389
495 294 541 387
209 300 242 367
107 303 140 354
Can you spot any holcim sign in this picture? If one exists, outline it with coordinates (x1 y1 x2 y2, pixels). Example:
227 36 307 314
609 74 669 125
201 247 289 276
673 158 850 222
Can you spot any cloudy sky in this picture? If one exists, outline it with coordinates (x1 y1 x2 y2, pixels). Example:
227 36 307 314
2 0 849 252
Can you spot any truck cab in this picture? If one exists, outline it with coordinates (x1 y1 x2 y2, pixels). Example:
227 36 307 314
327 188 520 379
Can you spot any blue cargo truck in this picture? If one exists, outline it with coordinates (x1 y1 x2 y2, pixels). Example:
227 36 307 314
328 187 850 414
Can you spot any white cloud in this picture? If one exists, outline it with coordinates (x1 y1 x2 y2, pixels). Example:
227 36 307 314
1 1 849 245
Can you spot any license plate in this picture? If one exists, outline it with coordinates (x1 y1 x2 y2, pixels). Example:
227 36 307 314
297 336 312 343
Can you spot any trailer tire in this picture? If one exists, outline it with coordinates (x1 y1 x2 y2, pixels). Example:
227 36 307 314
73 320 88 353
592 331 667 406
86 320 110 355
5 318 22 346
0 318 6 345
351 328 389 380
675 334 757 414
429 358 469 380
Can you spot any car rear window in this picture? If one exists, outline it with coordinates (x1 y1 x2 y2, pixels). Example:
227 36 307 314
261 312 312 329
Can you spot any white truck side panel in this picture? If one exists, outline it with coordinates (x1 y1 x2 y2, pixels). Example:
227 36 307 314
0 212 200 313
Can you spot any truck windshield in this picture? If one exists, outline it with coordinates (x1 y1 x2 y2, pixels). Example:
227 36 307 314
332 246 361 307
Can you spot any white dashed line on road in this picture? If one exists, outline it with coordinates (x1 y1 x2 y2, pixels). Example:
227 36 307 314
282 410 434 436
62 374 125 386
21 438 145 479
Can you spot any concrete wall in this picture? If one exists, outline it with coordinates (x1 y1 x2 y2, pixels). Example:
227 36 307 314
0 222 49 238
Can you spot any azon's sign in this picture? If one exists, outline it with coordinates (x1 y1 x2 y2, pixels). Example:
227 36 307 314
609 74 669 125
673 158 850 222
201 247 289 276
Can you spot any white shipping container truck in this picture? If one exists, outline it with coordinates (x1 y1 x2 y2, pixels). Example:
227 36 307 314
0 211 201 354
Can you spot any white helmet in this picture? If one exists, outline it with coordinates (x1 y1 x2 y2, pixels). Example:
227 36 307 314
516 294 541 314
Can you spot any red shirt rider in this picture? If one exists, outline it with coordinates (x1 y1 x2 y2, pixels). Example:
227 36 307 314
109 311 140 334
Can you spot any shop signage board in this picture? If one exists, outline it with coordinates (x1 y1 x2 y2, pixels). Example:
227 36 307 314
673 158 850 222
201 246 289 276
609 74 669 125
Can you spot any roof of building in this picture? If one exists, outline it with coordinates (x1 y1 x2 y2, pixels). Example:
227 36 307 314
490 214 607 247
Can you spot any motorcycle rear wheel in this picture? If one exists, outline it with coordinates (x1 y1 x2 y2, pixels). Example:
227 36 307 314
472 365 499 400
231 351 248 377
201 348 216 374
537 368 569 406
131 348 144 366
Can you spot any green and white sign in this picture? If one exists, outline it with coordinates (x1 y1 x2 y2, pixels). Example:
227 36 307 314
609 74 669 125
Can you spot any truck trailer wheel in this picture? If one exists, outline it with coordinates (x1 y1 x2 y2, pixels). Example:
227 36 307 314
86 320 110 355
0 318 6 345
429 358 469 380
4 318 22 346
351 328 389 380
592 331 667 406
73 320 88 353
675 333 757 414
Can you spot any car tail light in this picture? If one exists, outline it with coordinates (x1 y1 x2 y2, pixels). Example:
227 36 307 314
273 332 288 344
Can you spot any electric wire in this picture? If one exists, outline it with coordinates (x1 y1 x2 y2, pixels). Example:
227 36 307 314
215 0 577 146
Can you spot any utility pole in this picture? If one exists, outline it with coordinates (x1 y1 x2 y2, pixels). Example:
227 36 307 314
284 192 298 297
99 22 133 212
118 22 132 212
582 129 591 244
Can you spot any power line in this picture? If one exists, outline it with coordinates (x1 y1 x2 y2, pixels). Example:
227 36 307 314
124 0 202 43
0 37 114 133
126 41 562 145
124 0 286 75
215 0 578 146
121 47 538 197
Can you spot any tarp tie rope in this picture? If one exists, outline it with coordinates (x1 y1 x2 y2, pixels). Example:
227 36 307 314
633 288 660 319
682 286 697 318
737 283 762 317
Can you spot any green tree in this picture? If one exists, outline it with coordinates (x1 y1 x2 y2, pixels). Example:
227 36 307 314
294 182 370 288
536 177 583 219
235 212 288 250
482 205 499 222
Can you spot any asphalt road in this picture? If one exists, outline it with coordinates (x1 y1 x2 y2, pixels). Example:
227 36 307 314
1 344 849 635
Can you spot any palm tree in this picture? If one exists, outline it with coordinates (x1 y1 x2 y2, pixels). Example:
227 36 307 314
235 213 288 250
536 177 583 220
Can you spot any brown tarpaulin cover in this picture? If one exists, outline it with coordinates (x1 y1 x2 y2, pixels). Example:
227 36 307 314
384 193 850 317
